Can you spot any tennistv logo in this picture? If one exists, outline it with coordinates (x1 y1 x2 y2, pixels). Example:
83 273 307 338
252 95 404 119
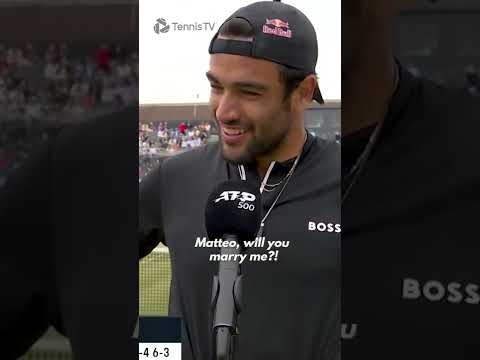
154 18 170 33
154 17 216 34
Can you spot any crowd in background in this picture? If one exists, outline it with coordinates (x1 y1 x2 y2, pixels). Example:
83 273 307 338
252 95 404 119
139 121 213 179
1 41 478 187
0 42 138 118
0 42 138 187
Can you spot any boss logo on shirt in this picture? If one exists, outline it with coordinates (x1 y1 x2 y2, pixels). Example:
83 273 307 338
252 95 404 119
341 323 358 340
402 278 480 305
307 221 341 233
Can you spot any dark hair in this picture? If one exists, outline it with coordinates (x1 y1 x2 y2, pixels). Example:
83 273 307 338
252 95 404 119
277 64 314 101
218 18 314 101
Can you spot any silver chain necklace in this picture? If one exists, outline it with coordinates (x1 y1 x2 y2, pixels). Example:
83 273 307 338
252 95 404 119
342 61 400 204
261 156 300 192
237 130 307 237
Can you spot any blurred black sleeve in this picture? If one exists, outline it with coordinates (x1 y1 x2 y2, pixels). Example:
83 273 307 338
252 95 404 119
139 158 167 258
1 106 140 360
0 140 56 359
50 107 138 359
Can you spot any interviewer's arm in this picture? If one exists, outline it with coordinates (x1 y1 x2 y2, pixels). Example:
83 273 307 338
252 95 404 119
139 159 167 258
0 142 54 359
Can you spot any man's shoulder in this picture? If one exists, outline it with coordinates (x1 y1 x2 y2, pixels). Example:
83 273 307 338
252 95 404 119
55 106 138 160
309 137 341 185
316 137 341 160
419 79 480 120
416 80 480 158
403 73 480 128
162 143 221 173
386 70 480 149
381 71 480 182
140 143 222 192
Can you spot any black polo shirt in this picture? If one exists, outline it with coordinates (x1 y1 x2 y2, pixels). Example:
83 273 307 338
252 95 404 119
0 108 138 360
140 131 341 360
342 66 480 359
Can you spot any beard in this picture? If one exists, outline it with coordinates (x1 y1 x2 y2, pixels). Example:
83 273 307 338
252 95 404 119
215 102 292 165
220 126 288 165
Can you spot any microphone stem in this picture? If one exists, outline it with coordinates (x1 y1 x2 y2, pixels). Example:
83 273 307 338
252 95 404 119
211 235 243 359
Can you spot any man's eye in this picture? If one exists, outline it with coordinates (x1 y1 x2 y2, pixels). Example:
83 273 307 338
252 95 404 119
242 90 260 96
210 84 223 92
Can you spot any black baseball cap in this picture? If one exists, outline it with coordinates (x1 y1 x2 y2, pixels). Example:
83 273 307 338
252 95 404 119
208 0 324 104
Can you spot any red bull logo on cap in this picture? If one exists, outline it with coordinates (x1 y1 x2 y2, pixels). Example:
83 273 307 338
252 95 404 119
263 18 292 38
265 18 289 28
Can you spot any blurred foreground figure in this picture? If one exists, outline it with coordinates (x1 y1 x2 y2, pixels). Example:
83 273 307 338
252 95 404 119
342 1 480 359
0 107 138 360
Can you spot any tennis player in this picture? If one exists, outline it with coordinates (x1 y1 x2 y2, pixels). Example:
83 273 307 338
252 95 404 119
139 1 340 359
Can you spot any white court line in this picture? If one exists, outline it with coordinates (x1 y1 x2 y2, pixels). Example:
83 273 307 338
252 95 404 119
151 246 169 254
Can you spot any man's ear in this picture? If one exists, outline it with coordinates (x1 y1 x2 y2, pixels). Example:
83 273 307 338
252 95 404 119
297 75 318 106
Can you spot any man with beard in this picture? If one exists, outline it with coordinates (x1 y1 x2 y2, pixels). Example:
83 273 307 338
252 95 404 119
342 1 480 359
139 1 340 359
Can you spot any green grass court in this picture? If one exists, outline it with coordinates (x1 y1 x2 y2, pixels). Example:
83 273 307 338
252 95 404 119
139 244 172 316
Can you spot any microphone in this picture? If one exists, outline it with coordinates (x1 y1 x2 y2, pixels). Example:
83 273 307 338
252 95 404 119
204 180 261 359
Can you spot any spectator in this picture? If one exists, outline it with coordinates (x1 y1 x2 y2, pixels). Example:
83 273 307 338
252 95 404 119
6 48 17 68
0 78 7 104
73 59 85 80
118 78 136 105
85 56 95 80
96 44 111 73
55 64 69 82
69 82 83 109
24 42 36 64
0 53 8 77
44 42 58 63
44 60 58 81
116 58 132 80
59 42 69 59
178 121 187 135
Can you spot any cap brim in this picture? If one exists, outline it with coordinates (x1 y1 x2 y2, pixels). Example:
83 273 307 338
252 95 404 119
313 85 324 104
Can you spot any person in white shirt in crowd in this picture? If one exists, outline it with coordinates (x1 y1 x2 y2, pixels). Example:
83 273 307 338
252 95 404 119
116 59 132 80
44 60 57 81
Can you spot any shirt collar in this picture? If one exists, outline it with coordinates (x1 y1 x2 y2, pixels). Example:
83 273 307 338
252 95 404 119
275 129 315 169
226 129 317 182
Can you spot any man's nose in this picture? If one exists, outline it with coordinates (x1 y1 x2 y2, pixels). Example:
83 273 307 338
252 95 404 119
215 93 241 123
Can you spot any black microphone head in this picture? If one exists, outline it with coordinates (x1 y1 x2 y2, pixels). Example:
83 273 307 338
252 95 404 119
205 180 261 243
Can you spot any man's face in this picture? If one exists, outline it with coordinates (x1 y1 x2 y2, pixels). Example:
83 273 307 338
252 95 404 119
207 54 293 165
